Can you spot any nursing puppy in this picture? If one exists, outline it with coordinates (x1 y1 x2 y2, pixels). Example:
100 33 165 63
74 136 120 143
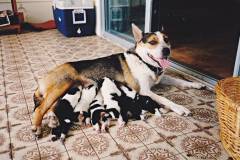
88 91 110 133
74 84 98 126
51 86 82 142
101 77 162 126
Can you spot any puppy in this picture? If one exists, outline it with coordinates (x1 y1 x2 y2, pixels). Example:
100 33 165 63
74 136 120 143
51 86 81 142
101 77 163 125
100 77 125 127
74 84 98 126
88 91 110 133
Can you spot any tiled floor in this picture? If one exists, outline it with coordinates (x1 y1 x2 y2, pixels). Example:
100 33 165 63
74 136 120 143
0 30 230 160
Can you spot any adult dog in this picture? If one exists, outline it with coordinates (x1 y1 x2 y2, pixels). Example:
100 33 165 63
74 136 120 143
32 24 205 135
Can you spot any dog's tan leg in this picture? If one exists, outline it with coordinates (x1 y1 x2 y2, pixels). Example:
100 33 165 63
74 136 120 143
46 101 58 128
32 81 74 135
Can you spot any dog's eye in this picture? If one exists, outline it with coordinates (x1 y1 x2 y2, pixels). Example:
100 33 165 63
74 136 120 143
148 40 158 45
163 36 169 43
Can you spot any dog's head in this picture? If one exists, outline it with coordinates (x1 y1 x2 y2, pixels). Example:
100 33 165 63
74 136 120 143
132 24 171 69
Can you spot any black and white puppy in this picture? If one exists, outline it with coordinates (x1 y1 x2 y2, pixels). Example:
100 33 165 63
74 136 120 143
74 84 98 126
51 86 82 142
88 91 110 133
101 77 162 126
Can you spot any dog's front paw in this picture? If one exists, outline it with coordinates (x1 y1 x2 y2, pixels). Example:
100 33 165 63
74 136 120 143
174 105 191 117
32 126 42 137
181 107 191 116
140 114 147 120
191 82 206 89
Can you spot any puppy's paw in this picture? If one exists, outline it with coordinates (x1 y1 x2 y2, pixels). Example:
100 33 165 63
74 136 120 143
60 138 65 144
140 114 147 120
154 109 162 117
85 118 91 126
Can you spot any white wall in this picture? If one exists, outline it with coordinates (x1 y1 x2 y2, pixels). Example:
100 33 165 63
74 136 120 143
0 0 53 23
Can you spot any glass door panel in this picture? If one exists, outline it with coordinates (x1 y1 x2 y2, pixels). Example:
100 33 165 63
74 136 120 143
105 0 146 41
152 0 240 79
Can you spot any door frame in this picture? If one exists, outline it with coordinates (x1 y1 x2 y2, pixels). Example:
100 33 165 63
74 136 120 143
98 0 153 48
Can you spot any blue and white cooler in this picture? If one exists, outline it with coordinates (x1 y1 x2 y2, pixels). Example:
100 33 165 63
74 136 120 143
52 0 95 37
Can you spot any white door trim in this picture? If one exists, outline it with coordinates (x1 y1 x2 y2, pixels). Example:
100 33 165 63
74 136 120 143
145 0 153 32
233 36 240 76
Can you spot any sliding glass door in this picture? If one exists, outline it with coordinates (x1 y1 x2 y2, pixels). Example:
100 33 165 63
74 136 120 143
104 0 146 41
152 0 240 80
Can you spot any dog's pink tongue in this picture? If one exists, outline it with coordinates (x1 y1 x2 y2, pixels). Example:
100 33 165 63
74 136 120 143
158 59 170 69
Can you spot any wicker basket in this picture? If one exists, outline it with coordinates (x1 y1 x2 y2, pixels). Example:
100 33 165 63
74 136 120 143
215 77 240 160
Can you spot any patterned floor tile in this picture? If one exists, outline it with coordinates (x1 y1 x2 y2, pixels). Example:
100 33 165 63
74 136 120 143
0 96 6 109
187 106 219 127
164 92 198 108
67 123 83 136
100 153 127 160
0 128 10 154
0 110 8 128
0 85 5 95
86 132 120 158
188 88 215 102
165 134 191 153
127 119 153 130
41 151 70 160
148 112 198 137
6 92 27 109
64 132 90 151
10 124 36 148
5 82 23 94
115 134 144 150
146 141 181 159
0 152 11 160
68 149 99 160
172 131 220 157
127 146 155 160
38 141 67 158
136 128 164 146
208 125 220 142
65 133 99 160
107 121 132 138
12 144 40 160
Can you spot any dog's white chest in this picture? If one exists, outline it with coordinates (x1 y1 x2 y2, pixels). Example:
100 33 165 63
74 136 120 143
124 53 158 85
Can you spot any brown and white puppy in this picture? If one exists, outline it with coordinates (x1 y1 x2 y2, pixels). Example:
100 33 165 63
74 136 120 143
32 24 205 135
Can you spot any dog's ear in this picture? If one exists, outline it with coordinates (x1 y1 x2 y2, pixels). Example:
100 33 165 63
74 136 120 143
132 23 143 42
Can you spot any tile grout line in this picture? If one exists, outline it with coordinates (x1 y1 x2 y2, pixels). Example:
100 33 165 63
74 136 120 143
0 35 15 160
14 34 41 159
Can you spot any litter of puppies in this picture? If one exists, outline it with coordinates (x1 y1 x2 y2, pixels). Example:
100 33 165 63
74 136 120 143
46 77 164 143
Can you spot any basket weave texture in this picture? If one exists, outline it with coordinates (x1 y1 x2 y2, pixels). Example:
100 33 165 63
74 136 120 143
215 77 240 160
